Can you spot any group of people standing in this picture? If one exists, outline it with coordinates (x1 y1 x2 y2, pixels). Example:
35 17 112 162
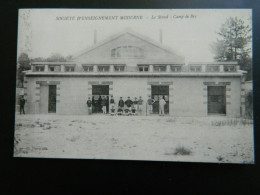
86 95 167 116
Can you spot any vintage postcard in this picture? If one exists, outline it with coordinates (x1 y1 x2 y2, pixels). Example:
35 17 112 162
14 9 254 163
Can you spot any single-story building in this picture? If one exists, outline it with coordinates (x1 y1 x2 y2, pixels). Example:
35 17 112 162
22 30 247 117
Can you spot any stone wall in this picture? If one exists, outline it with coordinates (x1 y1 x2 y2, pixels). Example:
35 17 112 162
24 75 242 117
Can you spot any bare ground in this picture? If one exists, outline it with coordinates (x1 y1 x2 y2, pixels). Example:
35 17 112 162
14 114 254 163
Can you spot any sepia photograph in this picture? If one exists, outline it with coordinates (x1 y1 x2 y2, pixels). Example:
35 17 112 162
14 9 254 163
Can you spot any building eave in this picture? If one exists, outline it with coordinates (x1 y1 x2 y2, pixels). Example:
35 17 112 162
189 61 238 65
25 72 243 77
31 62 76 65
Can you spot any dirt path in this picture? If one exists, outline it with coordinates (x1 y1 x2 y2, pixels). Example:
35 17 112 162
14 114 254 163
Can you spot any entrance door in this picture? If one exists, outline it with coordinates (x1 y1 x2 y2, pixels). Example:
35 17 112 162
92 85 109 113
207 86 226 114
40 85 48 114
48 85 56 113
151 85 169 114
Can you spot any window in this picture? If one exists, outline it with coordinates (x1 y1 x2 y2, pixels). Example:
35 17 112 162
224 65 236 72
190 65 201 72
114 65 125 72
65 66 75 72
171 65 182 72
111 49 116 58
138 66 149 72
207 65 219 72
34 66 44 72
111 46 144 59
83 66 94 72
154 65 166 72
98 66 110 72
49 66 55 71
48 65 61 72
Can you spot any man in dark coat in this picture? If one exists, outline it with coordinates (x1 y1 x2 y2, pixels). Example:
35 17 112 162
86 97 92 115
20 95 26 115
106 95 109 113
118 97 124 109
125 97 133 108
98 96 102 112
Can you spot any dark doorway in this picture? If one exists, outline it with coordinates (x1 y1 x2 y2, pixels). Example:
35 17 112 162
92 85 109 113
151 85 169 114
48 85 56 113
207 86 226 114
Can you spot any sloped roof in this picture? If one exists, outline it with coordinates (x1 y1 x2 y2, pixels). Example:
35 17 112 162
72 29 184 61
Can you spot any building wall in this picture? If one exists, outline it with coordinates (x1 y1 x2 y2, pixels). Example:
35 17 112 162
24 75 242 117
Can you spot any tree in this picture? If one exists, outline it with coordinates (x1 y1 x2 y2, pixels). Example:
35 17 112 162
46 53 67 62
65 55 73 61
18 53 72 87
210 17 252 80
17 53 31 87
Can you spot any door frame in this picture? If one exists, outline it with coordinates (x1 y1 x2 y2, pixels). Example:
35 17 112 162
48 85 57 113
151 85 170 114
92 85 109 113
207 85 226 115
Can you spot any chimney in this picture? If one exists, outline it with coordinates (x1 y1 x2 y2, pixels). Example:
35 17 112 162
94 29 97 44
160 29 163 44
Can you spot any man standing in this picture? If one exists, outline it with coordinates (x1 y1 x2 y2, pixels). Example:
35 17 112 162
147 95 155 115
138 96 143 114
106 95 109 113
109 95 115 113
19 95 26 115
101 96 107 114
125 97 133 115
133 97 138 112
86 97 92 115
159 96 166 116
125 97 133 109
98 96 102 113
118 97 124 109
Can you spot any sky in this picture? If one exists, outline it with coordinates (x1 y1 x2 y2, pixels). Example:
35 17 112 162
17 9 252 63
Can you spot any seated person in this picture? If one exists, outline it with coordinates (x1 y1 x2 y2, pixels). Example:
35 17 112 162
117 107 123 115
110 106 116 115
124 108 130 116
131 106 136 115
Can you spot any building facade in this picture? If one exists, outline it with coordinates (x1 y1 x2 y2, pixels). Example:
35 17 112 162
23 31 247 117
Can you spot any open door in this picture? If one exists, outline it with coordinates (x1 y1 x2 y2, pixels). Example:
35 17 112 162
92 85 109 113
151 85 169 114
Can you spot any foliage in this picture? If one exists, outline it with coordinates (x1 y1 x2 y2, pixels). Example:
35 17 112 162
216 155 224 162
46 53 67 62
210 17 252 80
30 53 73 62
211 118 253 126
18 52 30 69
17 53 31 87
245 91 253 119
174 146 192 155
17 52 73 87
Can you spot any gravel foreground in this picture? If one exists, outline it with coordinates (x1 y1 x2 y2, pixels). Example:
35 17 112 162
14 114 254 163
